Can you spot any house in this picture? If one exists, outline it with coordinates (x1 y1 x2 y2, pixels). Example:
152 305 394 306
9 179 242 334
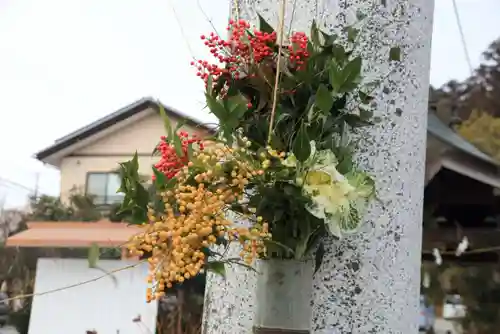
423 112 500 263
35 97 212 206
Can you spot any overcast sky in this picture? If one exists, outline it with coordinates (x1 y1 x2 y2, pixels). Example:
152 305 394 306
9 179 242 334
1 0 499 209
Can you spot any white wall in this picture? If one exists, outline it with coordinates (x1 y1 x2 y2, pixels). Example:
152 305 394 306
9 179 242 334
28 258 157 334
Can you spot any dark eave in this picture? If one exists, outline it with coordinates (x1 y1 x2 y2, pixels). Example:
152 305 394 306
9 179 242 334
427 113 499 167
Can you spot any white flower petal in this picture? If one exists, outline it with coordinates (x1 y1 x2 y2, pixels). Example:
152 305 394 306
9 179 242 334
326 217 342 238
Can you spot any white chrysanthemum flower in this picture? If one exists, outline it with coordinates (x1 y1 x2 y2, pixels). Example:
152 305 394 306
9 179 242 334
300 149 375 238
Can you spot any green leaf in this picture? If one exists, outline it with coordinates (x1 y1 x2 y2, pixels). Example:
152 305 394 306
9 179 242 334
294 222 311 260
206 261 226 278
336 154 354 175
340 56 362 93
205 93 227 121
152 167 166 189
346 26 359 42
359 107 374 121
187 142 194 160
158 103 173 141
358 91 375 104
88 242 100 268
269 133 285 151
314 242 325 275
292 124 311 162
226 93 248 122
344 114 372 128
152 141 161 156
258 14 274 34
173 135 184 157
329 63 342 92
131 152 139 172
315 84 334 114
332 44 346 64
226 93 245 112
310 20 321 47
174 119 188 133
389 46 401 61
206 74 214 95
320 31 337 46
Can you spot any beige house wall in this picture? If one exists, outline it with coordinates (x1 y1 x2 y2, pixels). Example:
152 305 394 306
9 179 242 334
59 110 206 203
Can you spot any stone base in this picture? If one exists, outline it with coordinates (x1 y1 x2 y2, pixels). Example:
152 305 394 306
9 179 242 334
253 327 309 334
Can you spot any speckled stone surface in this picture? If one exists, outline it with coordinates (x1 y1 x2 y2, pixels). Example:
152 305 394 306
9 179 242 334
202 244 258 334
204 1 434 333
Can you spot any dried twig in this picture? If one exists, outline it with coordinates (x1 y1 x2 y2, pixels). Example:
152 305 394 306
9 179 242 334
267 0 287 144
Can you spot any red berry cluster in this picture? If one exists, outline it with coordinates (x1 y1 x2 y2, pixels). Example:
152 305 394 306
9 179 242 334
192 20 311 98
226 19 276 67
191 19 277 91
288 32 309 70
153 131 204 180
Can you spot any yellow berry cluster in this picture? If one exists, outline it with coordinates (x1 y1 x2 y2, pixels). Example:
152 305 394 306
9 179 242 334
127 139 271 302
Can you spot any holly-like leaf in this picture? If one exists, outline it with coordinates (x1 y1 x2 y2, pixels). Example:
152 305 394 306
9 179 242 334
358 91 375 104
336 152 354 174
187 142 194 160
206 74 214 95
226 93 246 112
205 93 228 121
226 93 248 121
174 119 188 133
173 134 184 157
292 124 311 162
344 114 372 128
389 46 401 61
258 14 274 34
314 242 325 275
329 62 342 92
346 26 359 42
88 242 100 269
340 56 362 92
131 152 139 172
310 20 321 47
158 103 173 141
359 106 374 121
320 31 337 47
332 44 346 64
152 167 166 189
206 261 226 278
315 84 334 114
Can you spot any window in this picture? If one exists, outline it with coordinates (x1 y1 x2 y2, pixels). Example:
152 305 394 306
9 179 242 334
86 172 124 205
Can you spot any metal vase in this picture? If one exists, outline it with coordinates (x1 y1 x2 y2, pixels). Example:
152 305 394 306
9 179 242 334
254 258 313 331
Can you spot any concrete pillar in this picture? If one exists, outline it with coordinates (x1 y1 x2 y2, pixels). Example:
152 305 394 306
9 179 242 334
203 0 434 333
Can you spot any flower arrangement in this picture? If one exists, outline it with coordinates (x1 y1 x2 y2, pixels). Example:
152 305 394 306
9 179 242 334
118 15 400 302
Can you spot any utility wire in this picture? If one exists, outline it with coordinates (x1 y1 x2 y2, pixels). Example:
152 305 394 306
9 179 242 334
451 0 474 76
0 177 34 193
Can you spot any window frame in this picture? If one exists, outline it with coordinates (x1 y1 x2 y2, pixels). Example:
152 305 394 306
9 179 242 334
84 171 123 206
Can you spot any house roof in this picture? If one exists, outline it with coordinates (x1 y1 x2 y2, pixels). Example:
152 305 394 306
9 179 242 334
35 97 213 163
5 220 143 248
427 113 499 166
